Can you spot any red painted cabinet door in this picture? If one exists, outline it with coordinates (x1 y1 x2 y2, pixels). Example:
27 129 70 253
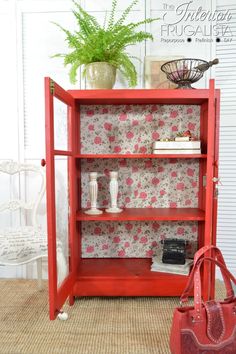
45 77 76 320
204 79 218 299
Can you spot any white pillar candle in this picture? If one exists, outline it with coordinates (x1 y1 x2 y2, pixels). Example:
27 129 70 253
84 172 103 215
106 171 122 213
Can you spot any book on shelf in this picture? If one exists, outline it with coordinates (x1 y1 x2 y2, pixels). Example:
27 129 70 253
151 254 193 275
153 141 201 149
175 136 191 142
153 149 201 155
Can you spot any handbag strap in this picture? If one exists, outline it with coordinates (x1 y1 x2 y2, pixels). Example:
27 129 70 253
181 247 234 302
181 259 234 302
193 257 236 321
193 245 218 262
194 246 231 289
194 245 227 267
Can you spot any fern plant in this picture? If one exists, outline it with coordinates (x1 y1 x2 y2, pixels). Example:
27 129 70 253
53 0 159 87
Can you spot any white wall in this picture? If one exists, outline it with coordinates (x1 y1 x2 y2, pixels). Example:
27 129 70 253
0 0 235 279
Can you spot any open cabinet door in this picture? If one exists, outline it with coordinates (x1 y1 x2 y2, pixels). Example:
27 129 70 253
210 86 220 298
204 79 217 300
45 77 76 320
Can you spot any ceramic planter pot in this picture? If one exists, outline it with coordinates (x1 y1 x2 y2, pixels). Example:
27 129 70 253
86 62 116 89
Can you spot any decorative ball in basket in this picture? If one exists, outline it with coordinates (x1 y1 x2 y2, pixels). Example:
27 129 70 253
161 58 219 89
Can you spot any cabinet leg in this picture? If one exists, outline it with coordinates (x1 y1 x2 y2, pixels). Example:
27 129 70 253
69 295 75 306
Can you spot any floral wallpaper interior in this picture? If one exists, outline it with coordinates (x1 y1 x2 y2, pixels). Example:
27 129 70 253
80 104 200 154
80 104 200 258
82 221 198 258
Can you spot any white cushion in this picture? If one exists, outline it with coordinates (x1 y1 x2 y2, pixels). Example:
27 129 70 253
0 226 47 265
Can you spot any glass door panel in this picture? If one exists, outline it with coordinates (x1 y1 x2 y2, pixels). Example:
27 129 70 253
53 97 69 151
54 156 69 286
45 77 75 319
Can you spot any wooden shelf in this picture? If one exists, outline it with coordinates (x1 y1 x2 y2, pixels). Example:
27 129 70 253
68 88 216 105
73 258 190 296
76 154 207 159
77 208 205 221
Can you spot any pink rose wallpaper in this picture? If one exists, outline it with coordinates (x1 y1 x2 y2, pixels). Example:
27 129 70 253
80 104 200 154
82 221 198 258
81 158 199 209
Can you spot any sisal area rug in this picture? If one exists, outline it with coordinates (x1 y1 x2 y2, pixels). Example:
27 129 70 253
0 280 225 354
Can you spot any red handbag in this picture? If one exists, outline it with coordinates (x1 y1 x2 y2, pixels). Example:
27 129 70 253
170 245 236 353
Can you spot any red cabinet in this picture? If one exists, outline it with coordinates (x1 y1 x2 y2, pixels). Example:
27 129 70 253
45 78 220 320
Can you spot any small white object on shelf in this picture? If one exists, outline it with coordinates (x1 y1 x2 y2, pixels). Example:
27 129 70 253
151 253 193 275
84 172 103 215
175 136 190 142
153 149 201 154
152 140 201 154
106 171 123 213
152 141 201 150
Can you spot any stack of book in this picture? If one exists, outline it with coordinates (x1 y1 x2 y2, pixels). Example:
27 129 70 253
152 140 201 154
151 254 193 275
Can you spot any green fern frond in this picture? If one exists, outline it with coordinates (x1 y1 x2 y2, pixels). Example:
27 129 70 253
128 55 142 62
108 0 118 30
103 10 108 29
115 52 137 87
128 17 160 29
51 53 66 59
72 0 101 31
69 61 81 84
125 31 154 44
113 0 138 28
72 10 94 37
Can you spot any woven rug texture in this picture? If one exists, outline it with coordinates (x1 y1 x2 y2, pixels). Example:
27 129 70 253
0 279 225 354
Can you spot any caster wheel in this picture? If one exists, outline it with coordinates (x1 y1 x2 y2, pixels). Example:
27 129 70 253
57 311 68 321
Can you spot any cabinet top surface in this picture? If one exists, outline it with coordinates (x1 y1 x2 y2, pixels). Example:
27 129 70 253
67 88 220 104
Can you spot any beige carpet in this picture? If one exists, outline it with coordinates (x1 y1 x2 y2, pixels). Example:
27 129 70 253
0 280 225 354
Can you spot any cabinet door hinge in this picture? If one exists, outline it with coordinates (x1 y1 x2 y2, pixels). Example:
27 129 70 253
50 79 55 95
203 175 207 187
214 186 219 199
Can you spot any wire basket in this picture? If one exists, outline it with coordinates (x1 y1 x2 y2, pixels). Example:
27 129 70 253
161 58 209 89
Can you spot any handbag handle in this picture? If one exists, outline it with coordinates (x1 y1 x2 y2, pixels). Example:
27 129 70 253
193 245 227 266
181 246 234 302
193 257 236 321
194 246 234 299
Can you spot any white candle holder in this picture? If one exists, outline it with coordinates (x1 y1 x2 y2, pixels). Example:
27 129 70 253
106 171 123 213
84 172 103 215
